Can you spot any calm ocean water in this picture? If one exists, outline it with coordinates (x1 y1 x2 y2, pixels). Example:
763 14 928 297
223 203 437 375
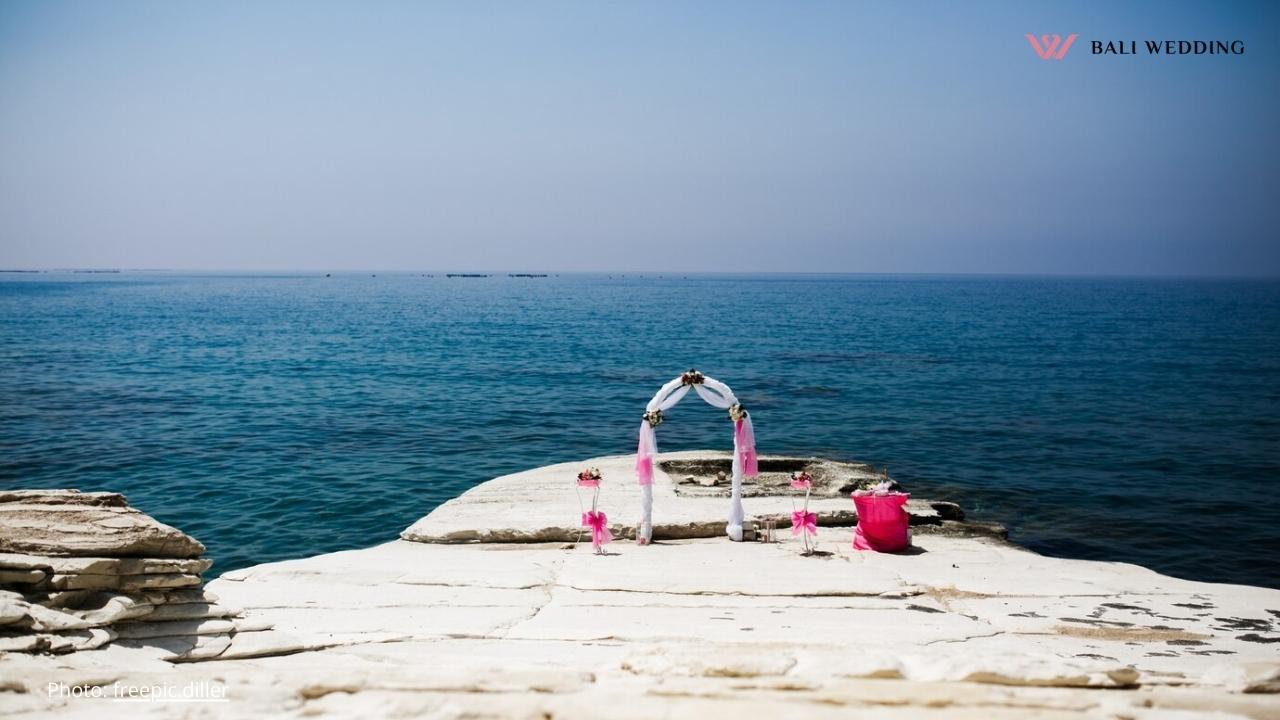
1 272 1277 587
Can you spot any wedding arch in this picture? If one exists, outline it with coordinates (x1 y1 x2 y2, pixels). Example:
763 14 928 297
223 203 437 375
634 370 758 543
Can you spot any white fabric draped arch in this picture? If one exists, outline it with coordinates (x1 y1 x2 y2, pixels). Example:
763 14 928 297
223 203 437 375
635 372 758 543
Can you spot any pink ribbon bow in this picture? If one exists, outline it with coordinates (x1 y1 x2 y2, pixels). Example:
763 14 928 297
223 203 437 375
582 510 613 548
791 510 817 537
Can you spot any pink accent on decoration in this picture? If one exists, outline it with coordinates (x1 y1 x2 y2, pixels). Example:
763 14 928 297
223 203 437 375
790 478 812 490
576 478 599 488
791 510 817 538
735 416 758 477
636 458 652 486
636 421 656 485
582 510 612 548
852 493 910 552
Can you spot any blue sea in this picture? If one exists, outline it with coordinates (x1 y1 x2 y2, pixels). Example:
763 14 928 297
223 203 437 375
1 272 1277 588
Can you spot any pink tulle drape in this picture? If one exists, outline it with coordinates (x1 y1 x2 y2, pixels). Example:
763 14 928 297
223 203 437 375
735 415 758 477
635 421 657 485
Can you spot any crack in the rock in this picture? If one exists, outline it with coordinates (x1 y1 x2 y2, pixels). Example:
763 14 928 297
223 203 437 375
923 630 1007 646
555 601 913 611
490 558 565 639
390 580 543 590
238 602 539 611
562 585 907 599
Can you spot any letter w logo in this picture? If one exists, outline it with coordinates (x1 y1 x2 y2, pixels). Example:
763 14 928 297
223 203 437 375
1025 33 1078 60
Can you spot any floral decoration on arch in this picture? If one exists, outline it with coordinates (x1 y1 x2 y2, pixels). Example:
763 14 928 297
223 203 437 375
680 369 705 386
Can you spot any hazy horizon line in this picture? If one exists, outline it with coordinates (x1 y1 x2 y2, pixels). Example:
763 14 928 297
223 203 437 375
3 267 1279 280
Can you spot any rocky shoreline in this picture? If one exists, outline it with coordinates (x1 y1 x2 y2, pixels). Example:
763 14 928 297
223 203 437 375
0 490 263 661
2 453 1278 718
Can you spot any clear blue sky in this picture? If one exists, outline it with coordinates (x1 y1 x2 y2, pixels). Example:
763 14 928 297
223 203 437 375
1 1 1276 275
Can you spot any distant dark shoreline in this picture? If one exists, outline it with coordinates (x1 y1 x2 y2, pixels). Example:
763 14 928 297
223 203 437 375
1 269 122 274
3 269 1279 281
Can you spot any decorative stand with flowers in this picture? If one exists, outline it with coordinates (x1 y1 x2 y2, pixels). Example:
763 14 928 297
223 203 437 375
851 470 911 553
575 467 612 554
790 471 818 555
634 370 758 544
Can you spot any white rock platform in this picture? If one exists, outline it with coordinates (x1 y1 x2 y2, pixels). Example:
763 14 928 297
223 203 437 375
402 451 986 543
2 453 1278 719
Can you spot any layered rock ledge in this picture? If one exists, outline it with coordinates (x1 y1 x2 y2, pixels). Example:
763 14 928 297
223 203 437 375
1 455 1278 719
0 490 267 660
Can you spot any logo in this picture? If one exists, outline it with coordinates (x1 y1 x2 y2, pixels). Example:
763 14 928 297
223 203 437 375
1026 33 1078 60
1025 33 1244 61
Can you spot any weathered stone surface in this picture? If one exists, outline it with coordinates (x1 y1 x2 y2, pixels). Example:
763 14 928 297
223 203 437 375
622 645 799 677
53 627 117 652
0 568 46 585
0 503 204 558
0 489 127 507
143 601 242 622
193 534 1280 691
116 631 234 661
401 451 994 544
48 570 202 592
0 627 117 655
295 668 598 699
170 632 235 661
3 592 154 633
210 628 384 662
3 458 1277 719
0 633 46 653
5 530 1280 717
114 618 238 640
1202 661 1280 694
0 551 212 576
67 594 155 627
0 594 28 626
138 588 222 606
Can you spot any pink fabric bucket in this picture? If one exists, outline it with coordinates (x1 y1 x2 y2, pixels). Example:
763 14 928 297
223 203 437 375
852 492 910 552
